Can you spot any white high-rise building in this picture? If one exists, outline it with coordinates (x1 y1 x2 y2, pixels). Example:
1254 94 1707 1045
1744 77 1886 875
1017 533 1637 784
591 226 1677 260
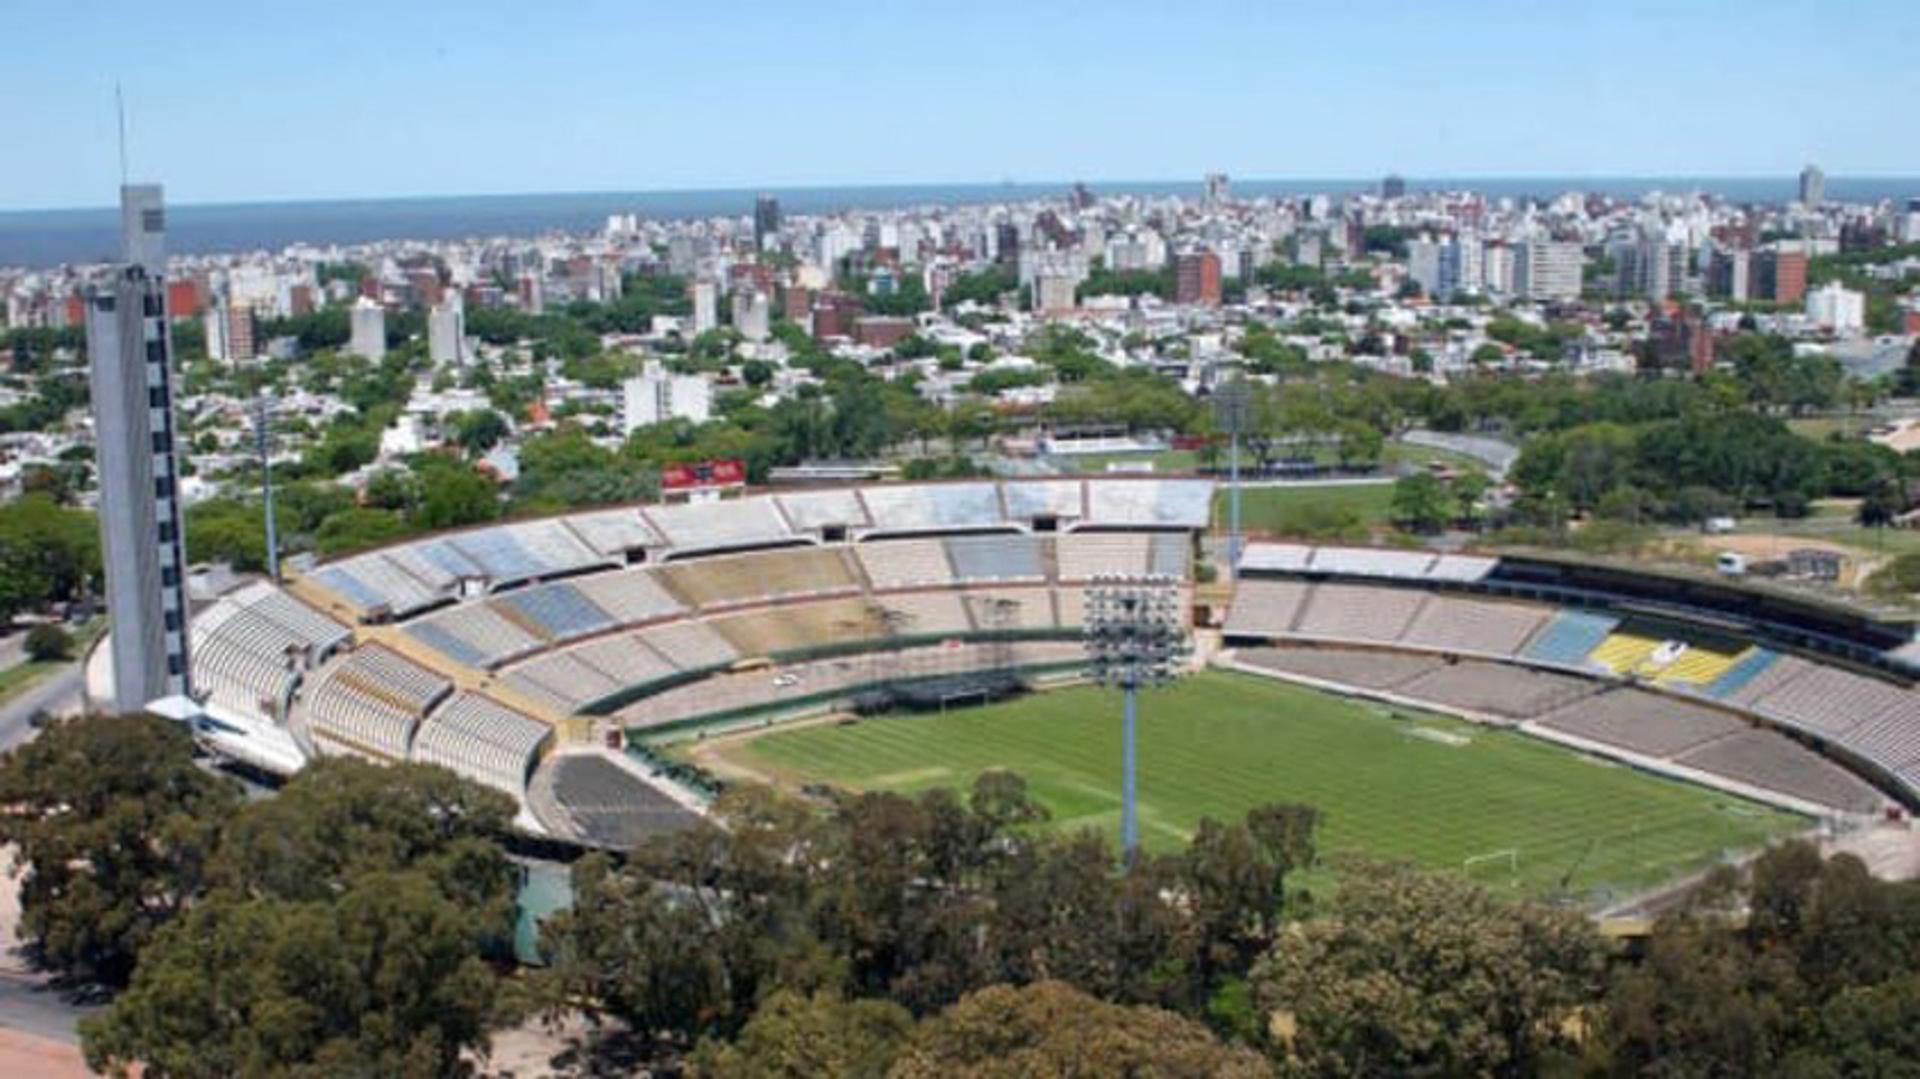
621 362 712 434
86 185 193 712
428 294 467 365
1513 241 1583 302
1805 282 1865 336
1481 242 1515 296
348 296 386 360
690 280 719 335
731 289 770 343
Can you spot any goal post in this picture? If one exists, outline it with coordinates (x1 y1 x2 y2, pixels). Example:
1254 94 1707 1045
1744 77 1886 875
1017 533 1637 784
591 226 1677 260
1462 848 1520 886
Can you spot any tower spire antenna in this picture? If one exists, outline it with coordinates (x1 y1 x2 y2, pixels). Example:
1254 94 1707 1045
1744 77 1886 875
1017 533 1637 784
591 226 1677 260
115 81 128 185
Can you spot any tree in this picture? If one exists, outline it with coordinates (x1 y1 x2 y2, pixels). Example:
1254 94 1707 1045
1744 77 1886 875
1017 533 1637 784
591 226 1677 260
412 455 500 531
0 494 99 621
447 408 509 457
1253 861 1605 1077
889 981 1268 1078
81 760 523 1076
24 622 73 661
1390 472 1452 533
0 715 240 986
689 990 913 1078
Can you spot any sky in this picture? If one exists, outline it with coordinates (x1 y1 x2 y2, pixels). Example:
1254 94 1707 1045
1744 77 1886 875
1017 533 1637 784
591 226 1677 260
3 0 1916 211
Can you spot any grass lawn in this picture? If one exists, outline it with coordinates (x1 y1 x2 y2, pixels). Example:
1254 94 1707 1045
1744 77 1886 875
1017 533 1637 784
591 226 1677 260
715 670 1806 904
1217 482 1396 536
0 660 63 705
1057 449 1202 474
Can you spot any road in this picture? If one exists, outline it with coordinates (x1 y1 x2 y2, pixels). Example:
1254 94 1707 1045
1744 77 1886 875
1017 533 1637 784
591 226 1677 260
0 665 82 754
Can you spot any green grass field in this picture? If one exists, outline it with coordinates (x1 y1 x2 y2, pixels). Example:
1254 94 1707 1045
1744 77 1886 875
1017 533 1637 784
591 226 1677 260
717 671 1807 904
1216 482 1396 538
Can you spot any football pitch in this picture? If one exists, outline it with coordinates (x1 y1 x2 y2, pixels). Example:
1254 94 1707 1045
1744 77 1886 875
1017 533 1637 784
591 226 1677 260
703 669 1809 902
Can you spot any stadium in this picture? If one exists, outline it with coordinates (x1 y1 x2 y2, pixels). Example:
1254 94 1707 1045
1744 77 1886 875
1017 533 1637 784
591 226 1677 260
111 475 1920 905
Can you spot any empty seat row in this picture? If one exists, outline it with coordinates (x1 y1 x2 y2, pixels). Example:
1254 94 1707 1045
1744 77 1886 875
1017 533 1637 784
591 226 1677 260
1055 533 1151 581
412 692 551 795
857 539 955 589
403 604 544 669
492 581 615 642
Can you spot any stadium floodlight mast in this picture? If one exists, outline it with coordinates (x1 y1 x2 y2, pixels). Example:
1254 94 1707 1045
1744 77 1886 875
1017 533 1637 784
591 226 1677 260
1212 378 1251 574
254 390 279 582
1084 574 1188 864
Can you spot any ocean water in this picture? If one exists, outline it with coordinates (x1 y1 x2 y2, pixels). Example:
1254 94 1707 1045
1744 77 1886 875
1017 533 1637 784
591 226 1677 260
3 177 1916 269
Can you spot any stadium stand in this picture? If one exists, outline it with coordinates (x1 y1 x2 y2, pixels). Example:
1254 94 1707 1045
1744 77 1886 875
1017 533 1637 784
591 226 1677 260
191 613 299 718
311 555 447 619
493 581 616 642
412 692 551 796
1744 663 1908 738
189 584 353 719
618 639 1086 730
1223 579 1316 637
707 597 888 656
1293 583 1430 644
1052 587 1088 628
1588 625 1666 675
300 645 449 761
1148 534 1191 579
1055 533 1151 580
1237 645 1446 690
1534 688 1748 757
1239 544 1316 573
235 584 353 654
656 547 858 608
857 539 956 589
644 496 795 552
505 651 627 714
1003 480 1085 522
775 489 871 532
1085 479 1213 528
1309 547 1437 579
561 508 660 556
860 482 1005 533
869 591 974 637
959 588 1057 631
570 567 684 626
1399 595 1552 657
567 633 682 686
945 534 1046 582
1675 730 1884 814
1393 661 1597 719
403 603 544 669
1522 609 1622 667
641 618 741 670
1835 704 1920 784
1701 648 1782 700
399 539 482 583
536 754 701 846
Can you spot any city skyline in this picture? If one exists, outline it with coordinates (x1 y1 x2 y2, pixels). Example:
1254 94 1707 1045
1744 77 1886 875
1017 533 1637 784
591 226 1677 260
3 0 1916 212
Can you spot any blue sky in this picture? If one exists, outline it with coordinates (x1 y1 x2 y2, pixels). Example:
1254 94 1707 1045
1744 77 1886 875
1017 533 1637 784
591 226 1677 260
3 0 1915 210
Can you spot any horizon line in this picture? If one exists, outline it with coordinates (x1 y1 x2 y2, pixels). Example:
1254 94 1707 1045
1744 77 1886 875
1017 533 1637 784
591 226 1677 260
7 172 1919 217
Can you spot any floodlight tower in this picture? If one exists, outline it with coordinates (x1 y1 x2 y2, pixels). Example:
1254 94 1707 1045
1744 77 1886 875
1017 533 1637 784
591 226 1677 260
1213 378 1251 575
254 391 279 582
1084 575 1187 863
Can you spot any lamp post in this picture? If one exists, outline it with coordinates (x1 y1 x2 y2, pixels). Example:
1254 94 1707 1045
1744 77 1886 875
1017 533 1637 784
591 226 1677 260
254 391 279 582
1084 575 1186 864
1213 378 1250 575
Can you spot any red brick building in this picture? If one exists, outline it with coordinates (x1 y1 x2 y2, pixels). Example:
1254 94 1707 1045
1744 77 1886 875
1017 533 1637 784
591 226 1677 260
1173 251 1222 306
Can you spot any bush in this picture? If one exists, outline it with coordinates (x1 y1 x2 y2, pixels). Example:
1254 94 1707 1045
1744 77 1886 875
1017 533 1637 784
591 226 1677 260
24 623 73 662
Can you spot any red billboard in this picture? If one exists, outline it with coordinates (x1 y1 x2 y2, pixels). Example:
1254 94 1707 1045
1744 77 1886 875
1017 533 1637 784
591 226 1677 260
661 457 746 492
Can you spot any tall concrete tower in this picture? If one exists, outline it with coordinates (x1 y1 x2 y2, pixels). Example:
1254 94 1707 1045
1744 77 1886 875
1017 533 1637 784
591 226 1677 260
85 184 192 712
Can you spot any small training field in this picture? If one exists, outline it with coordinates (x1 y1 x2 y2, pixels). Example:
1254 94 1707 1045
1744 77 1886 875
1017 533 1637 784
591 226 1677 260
706 670 1807 904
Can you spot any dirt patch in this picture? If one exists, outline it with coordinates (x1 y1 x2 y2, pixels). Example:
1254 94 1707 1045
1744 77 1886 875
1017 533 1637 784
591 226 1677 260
1671 533 1886 589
